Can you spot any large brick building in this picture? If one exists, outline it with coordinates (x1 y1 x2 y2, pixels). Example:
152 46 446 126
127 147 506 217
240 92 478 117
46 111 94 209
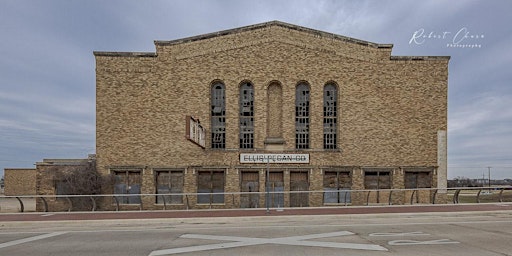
93 21 449 210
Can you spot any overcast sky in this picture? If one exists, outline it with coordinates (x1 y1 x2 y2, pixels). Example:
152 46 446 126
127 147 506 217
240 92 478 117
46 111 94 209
1 0 511 179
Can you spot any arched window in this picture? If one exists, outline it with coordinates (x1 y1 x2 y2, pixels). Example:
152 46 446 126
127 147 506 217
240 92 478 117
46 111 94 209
323 83 337 149
295 83 310 149
239 82 254 149
211 82 225 149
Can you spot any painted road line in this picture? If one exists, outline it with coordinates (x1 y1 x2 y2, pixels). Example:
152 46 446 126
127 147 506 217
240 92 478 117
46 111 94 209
388 239 460 246
0 232 67 249
149 231 387 255
369 231 430 237
149 240 265 256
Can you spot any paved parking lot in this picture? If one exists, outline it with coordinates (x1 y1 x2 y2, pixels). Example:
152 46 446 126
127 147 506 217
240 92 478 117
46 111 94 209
1 206 511 255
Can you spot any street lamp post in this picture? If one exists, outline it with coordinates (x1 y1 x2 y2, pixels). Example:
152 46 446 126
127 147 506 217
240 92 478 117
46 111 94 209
266 156 270 214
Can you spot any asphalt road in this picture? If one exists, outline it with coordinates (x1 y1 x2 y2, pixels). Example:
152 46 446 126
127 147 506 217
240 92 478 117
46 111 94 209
1 205 511 256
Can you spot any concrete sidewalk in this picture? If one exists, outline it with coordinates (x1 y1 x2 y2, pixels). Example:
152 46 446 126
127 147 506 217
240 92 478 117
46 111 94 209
1 203 511 222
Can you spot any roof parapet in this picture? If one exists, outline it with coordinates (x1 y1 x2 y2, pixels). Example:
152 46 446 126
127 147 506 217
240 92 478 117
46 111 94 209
154 20 393 49
93 51 157 57
390 56 451 61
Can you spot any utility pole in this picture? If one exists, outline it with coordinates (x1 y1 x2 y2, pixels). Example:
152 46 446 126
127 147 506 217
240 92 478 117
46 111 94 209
487 166 491 191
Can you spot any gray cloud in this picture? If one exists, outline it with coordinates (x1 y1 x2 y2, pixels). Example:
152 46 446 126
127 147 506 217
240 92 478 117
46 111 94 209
1 0 511 179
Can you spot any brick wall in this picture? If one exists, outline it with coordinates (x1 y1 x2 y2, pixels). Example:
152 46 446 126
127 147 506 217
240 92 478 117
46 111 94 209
4 169 37 196
95 21 448 209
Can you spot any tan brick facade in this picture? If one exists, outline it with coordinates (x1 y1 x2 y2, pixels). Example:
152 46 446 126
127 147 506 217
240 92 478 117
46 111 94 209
4 168 36 196
94 21 449 210
34 157 97 211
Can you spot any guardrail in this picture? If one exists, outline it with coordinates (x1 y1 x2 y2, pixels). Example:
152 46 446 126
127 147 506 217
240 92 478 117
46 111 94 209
1 186 511 213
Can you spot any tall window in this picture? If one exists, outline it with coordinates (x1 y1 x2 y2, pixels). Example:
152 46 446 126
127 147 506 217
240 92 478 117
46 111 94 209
295 83 310 149
113 170 141 204
239 82 254 148
155 169 184 204
211 82 226 149
323 84 337 149
197 170 225 204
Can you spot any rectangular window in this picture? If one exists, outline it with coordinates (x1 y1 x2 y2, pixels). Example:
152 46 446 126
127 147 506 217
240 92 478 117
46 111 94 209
240 171 259 208
323 170 351 204
290 171 309 207
113 170 141 204
323 118 337 149
267 172 284 208
240 117 254 148
211 117 226 149
404 170 432 189
155 169 184 204
197 170 225 204
364 169 391 189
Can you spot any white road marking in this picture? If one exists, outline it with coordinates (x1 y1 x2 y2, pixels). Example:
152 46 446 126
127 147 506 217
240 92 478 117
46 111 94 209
0 232 67 249
388 239 460 246
369 231 430 237
149 231 387 255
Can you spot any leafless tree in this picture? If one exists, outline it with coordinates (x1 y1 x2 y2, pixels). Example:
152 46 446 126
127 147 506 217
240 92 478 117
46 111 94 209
51 161 114 211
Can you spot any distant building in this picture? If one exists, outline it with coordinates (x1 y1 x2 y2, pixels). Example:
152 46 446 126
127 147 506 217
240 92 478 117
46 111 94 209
34 156 96 211
3 168 36 196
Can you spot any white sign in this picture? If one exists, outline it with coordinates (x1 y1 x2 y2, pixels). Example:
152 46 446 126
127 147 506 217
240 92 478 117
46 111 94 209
240 153 309 164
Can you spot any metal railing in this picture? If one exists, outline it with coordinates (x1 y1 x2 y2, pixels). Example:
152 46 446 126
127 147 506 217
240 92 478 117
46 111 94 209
1 186 511 213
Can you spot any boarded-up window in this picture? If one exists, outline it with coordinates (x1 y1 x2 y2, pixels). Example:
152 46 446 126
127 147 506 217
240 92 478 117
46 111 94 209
267 172 284 208
404 170 432 189
156 169 184 204
113 170 141 204
197 170 225 204
290 171 309 207
240 171 259 208
323 170 351 204
364 169 391 189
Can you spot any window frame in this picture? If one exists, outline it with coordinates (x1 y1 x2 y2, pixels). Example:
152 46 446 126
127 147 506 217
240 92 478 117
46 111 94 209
211 82 226 149
323 169 352 204
295 82 310 149
112 169 142 205
323 83 337 149
197 169 225 205
239 82 254 149
363 169 392 190
404 169 433 189
155 169 184 205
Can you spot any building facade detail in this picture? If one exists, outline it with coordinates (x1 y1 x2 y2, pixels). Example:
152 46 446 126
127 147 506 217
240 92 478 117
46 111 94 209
92 21 449 210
